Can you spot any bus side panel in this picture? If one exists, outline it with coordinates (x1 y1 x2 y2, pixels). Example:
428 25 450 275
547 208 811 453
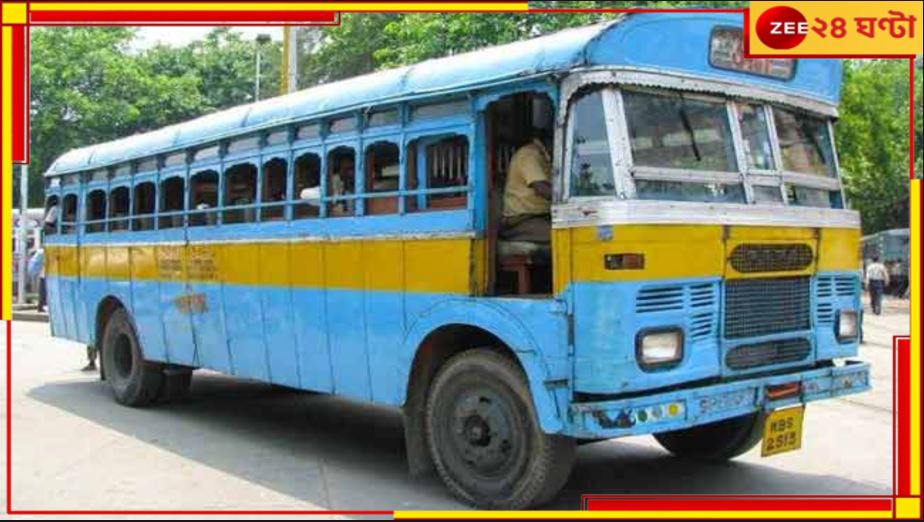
289 243 334 392
220 244 268 380
56 246 79 339
44 247 65 337
188 244 232 374
129 245 168 362
157 244 198 366
106 244 134 323
79 245 108 345
363 240 405 403
260 243 299 388
324 242 371 400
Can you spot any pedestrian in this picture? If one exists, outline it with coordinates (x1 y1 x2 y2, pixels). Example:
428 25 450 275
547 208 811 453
83 344 97 372
27 248 46 313
865 254 889 315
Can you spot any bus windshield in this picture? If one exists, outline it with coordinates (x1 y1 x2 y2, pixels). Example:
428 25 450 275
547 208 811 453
567 86 844 208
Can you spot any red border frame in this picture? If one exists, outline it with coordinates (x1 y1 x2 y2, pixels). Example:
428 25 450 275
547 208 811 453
3 2 920 517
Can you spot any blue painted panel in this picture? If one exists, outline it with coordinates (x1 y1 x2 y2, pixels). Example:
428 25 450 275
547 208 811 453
223 282 269 381
130 279 168 362
291 287 333 392
365 290 405 403
571 278 723 394
262 287 300 387
814 271 861 360
325 289 371 400
79 276 107 345
191 283 231 373
159 280 198 365
46 276 64 336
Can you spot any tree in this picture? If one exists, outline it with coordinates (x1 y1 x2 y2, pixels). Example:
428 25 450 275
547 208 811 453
836 59 911 233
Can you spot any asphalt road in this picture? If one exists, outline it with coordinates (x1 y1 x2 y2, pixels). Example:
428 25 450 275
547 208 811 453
1 296 907 515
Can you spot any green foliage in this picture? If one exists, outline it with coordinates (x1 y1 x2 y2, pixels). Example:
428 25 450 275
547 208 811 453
24 27 280 206
836 60 912 233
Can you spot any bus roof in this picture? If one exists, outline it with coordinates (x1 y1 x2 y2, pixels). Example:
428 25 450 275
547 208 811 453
45 12 842 178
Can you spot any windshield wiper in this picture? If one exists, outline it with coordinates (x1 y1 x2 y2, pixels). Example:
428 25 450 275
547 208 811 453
677 95 701 162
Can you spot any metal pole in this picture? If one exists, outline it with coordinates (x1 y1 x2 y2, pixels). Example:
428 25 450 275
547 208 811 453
16 164 28 304
286 27 298 94
255 48 262 102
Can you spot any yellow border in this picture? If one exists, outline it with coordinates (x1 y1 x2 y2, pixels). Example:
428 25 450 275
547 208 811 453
2 26 13 319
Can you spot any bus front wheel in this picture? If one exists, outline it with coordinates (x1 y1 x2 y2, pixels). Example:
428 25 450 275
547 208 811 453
653 411 766 461
425 349 575 509
101 308 163 407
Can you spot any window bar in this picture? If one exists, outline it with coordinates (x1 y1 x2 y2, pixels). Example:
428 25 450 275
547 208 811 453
764 104 789 205
726 101 755 204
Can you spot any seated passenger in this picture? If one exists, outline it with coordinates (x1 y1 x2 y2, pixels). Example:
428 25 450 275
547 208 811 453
500 133 552 246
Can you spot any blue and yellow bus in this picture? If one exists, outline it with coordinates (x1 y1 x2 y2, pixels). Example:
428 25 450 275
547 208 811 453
43 13 870 508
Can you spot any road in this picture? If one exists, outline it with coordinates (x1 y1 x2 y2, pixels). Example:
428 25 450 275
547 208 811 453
1 296 907 515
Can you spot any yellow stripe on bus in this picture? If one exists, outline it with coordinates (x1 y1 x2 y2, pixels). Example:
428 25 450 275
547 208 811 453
47 237 476 295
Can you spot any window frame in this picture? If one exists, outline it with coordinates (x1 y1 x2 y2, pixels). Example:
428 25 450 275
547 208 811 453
564 84 847 209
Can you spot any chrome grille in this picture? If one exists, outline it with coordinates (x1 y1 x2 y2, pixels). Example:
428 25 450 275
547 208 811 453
726 338 811 370
724 277 810 339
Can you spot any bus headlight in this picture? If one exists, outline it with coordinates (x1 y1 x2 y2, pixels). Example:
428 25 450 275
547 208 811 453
837 310 858 341
636 328 684 369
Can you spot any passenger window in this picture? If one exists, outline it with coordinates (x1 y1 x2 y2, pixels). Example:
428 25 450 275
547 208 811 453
293 152 321 219
228 136 261 155
329 116 357 134
164 152 187 168
61 194 78 234
261 158 287 221
108 186 130 232
137 157 158 173
365 141 400 215
132 182 156 231
85 190 107 233
44 195 60 235
327 147 356 217
367 109 399 128
224 163 257 224
189 170 219 226
159 177 185 229
408 135 468 211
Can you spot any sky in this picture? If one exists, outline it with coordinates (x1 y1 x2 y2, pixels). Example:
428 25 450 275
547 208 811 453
132 26 284 49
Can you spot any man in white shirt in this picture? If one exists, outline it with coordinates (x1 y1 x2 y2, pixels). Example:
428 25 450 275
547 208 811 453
865 255 890 315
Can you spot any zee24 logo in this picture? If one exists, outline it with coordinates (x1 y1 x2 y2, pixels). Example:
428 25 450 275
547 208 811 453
755 5 916 50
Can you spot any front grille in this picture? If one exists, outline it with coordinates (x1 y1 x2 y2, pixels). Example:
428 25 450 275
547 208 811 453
724 276 810 339
729 243 813 273
726 338 811 370
636 282 718 342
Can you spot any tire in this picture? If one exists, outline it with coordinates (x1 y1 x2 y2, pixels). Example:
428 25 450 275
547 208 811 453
157 369 192 402
101 308 163 407
654 411 766 461
425 349 575 509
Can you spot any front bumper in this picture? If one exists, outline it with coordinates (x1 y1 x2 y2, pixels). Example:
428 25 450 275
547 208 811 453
569 360 869 439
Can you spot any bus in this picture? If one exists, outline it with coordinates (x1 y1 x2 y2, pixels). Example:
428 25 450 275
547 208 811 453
43 13 870 509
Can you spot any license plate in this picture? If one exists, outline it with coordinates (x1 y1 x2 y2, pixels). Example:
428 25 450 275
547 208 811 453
761 406 804 457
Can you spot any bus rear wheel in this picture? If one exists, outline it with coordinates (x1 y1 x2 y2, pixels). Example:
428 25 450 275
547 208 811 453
101 308 163 407
425 349 574 509
653 411 765 461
